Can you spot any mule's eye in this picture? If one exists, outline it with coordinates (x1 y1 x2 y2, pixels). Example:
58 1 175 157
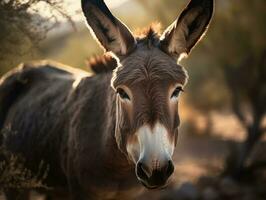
117 88 130 100
171 87 183 99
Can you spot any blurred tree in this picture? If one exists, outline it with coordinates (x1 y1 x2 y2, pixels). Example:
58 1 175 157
223 50 266 178
207 0 266 178
0 0 74 76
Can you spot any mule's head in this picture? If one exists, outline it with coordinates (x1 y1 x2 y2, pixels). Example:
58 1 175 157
82 0 213 189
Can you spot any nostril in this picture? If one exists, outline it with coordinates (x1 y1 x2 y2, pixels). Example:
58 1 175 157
136 162 151 180
166 160 174 177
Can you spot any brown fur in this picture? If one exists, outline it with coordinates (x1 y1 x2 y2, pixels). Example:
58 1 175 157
87 24 162 74
0 0 213 199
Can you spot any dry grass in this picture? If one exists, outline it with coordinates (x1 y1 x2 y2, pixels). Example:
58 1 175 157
0 127 49 193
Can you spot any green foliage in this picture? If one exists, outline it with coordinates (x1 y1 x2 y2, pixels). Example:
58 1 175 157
0 0 73 76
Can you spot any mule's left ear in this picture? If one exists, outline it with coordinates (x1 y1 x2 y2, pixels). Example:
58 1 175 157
82 0 136 56
160 0 214 60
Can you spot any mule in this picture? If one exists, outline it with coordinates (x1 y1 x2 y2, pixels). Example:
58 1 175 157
0 0 213 199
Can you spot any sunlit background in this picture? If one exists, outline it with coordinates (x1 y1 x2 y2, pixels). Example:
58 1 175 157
36 0 130 21
0 0 265 199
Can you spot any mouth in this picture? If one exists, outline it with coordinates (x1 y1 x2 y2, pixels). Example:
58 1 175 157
136 172 170 190
135 159 175 190
139 179 169 190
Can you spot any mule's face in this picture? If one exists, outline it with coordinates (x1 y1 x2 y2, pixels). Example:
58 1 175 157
112 46 187 188
82 0 213 189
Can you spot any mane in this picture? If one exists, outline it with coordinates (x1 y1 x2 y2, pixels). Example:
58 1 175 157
87 54 117 74
134 23 162 46
87 23 162 74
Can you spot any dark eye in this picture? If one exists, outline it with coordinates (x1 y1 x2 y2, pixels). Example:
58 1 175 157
117 88 130 100
171 87 183 99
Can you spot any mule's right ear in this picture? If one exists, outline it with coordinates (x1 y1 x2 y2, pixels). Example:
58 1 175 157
82 0 136 56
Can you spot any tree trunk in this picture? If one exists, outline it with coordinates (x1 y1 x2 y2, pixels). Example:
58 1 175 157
232 117 263 179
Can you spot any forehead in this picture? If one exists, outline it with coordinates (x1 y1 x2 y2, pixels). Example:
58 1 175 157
112 45 188 88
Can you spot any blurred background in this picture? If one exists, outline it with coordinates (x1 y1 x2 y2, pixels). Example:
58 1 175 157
0 0 266 199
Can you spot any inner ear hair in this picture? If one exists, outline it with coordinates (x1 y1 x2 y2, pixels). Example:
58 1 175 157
82 0 136 56
160 0 214 60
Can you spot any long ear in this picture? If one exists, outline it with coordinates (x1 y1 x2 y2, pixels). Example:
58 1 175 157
160 0 214 60
81 0 136 56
